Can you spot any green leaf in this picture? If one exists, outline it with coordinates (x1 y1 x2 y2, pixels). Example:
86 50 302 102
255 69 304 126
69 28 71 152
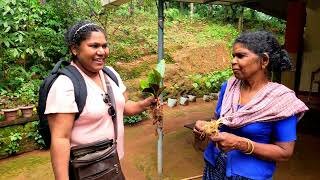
205 81 212 88
3 6 11 16
4 40 10 47
26 48 34 55
156 59 165 78
35 48 44 57
12 49 19 58
140 80 149 90
192 83 199 89
21 52 26 60
4 26 11 33
149 69 161 85
3 22 8 28
18 34 23 43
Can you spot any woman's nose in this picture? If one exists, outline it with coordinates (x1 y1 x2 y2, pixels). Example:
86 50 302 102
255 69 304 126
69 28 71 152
231 57 237 65
97 47 106 55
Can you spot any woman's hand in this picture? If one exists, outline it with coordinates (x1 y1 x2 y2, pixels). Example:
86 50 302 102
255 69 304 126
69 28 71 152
123 91 157 116
210 132 243 152
140 96 157 110
193 120 207 140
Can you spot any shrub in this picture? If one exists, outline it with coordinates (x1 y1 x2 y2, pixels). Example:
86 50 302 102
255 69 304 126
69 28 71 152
124 111 149 125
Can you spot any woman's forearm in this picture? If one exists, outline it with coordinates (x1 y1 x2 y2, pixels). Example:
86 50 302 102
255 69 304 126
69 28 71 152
50 137 71 180
249 141 295 161
123 100 146 116
236 138 295 162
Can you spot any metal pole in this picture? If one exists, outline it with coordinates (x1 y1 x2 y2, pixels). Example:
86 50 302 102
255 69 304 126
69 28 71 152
158 0 164 61
157 0 164 178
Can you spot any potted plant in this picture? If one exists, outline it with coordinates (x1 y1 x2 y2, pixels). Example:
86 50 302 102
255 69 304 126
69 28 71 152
167 84 179 108
17 82 36 118
209 92 219 100
186 87 197 102
179 89 189 106
2 99 19 121
203 94 211 102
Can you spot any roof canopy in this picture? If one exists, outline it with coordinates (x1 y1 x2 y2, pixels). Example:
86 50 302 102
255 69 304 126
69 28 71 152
101 0 291 20
177 0 290 19
101 0 130 7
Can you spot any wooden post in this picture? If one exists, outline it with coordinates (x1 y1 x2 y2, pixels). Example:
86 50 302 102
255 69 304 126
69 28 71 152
190 3 194 17
180 2 184 12
237 7 244 32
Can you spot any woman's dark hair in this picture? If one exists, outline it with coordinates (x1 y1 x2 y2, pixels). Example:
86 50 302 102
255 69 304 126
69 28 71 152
234 31 292 72
64 21 106 59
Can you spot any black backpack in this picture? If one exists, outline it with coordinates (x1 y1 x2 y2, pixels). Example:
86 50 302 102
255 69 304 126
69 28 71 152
37 59 119 149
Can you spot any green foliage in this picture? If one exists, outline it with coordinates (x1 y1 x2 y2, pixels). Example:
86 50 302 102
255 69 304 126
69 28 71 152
196 23 239 48
0 0 285 106
0 115 4 122
27 121 45 148
5 132 22 155
189 69 233 94
17 81 39 106
140 60 166 98
165 8 181 21
0 121 45 157
123 111 148 125
167 84 180 98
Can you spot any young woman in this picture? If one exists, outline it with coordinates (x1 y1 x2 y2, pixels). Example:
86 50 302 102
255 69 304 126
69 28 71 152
194 31 308 180
45 21 155 180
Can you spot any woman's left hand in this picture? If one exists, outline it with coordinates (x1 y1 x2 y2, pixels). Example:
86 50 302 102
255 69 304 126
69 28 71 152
209 132 242 152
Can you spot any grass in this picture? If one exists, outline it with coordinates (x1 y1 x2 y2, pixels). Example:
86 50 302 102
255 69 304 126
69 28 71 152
0 150 52 180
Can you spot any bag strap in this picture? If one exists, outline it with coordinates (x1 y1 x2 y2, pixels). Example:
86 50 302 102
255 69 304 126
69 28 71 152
59 65 87 120
104 74 118 143
50 59 118 122
51 59 70 74
102 67 119 87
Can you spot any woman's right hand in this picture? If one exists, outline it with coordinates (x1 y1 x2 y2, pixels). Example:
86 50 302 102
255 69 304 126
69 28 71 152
193 120 207 140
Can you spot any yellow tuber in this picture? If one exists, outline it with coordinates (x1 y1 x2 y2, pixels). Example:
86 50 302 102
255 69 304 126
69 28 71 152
202 119 223 137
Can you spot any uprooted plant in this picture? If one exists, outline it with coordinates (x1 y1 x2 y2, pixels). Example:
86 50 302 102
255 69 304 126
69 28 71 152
140 60 165 134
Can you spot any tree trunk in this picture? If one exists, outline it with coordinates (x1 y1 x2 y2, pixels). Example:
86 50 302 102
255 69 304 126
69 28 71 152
190 3 194 17
180 2 184 12
129 1 134 16
165 1 170 8
138 0 143 10
237 7 244 32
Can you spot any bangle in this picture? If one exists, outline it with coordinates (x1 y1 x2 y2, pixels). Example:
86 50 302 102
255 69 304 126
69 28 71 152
245 139 254 155
243 138 251 152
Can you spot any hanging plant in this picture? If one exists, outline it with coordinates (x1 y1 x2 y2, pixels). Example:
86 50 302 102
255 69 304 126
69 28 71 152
140 60 165 134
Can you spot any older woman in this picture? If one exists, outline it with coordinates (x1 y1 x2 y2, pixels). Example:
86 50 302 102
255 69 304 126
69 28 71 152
194 31 308 180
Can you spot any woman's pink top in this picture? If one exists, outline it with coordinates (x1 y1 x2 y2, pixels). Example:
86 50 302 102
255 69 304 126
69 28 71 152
44 63 126 159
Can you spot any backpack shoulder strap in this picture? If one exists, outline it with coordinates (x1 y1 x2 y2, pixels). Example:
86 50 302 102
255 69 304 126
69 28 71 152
38 59 70 120
102 67 119 87
51 59 71 74
60 65 87 120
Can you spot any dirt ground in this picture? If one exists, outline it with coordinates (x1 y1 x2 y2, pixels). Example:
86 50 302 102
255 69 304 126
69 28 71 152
116 43 231 100
1 100 320 180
